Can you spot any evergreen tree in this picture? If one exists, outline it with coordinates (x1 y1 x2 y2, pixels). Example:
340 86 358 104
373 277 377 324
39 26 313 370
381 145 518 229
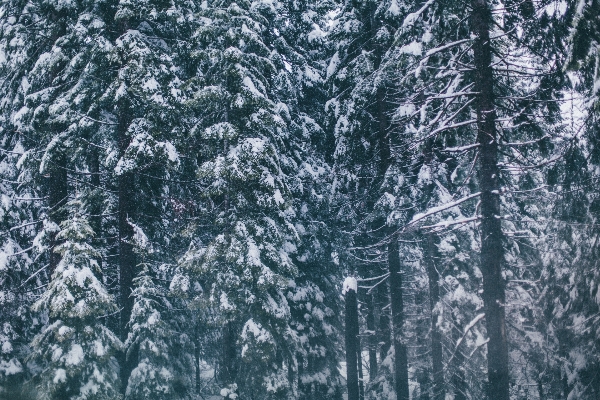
125 264 192 399
29 200 122 400
173 1 321 397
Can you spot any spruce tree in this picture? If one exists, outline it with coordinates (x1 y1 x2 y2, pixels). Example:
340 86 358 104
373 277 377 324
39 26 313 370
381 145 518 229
125 264 192 399
29 200 122 400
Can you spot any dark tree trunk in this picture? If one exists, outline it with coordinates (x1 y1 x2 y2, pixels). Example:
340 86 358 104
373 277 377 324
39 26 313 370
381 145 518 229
426 234 445 400
366 293 378 381
220 321 238 385
452 317 467 400
117 111 137 391
470 0 509 398
417 370 431 400
388 237 410 400
195 321 201 394
47 154 68 276
88 148 102 239
378 282 392 362
538 379 545 400
88 148 103 281
345 286 360 400
357 334 364 400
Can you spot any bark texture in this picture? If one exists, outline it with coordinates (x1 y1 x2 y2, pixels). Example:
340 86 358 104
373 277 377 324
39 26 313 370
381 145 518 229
470 0 509 398
426 234 445 400
388 237 410 400
345 287 360 400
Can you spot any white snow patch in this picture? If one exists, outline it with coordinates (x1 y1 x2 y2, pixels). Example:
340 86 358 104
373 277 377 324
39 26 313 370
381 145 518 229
273 189 284 205
2 342 12 354
54 368 67 383
220 292 235 311
0 358 22 375
245 137 265 153
142 78 158 91
243 76 263 98
399 41 422 56
342 277 357 295
327 52 340 79
545 0 568 16
65 344 84 366
402 0 434 27
388 0 401 15
161 141 179 163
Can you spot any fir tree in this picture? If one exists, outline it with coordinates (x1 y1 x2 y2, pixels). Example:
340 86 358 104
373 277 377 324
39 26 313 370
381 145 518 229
29 200 122 400
125 264 192 399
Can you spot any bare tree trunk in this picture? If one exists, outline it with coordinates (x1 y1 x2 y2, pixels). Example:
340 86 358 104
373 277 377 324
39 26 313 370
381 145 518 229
357 334 364 400
452 317 467 400
378 282 392 362
345 286 360 400
366 293 378 381
195 321 201 394
47 154 68 275
88 148 102 242
220 321 238 385
470 0 509 397
117 110 137 391
426 233 445 400
388 237 410 400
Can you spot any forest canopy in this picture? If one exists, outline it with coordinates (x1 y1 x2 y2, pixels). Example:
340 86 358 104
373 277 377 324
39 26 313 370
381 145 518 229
1 0 599 399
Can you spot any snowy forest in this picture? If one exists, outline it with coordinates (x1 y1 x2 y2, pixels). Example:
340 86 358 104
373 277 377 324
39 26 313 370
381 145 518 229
1 0 600 398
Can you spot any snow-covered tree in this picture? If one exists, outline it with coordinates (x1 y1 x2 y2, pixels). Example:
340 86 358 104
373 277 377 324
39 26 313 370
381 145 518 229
29 201 122 400
125 264 193 399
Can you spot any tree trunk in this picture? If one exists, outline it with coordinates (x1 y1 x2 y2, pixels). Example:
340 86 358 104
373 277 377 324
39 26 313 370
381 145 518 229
117 111 137 391
195 321 201 394
220 321 238 385
88 148 102 240
378 282 392 362
426 233 445 400
47 154 68 276
357 334 364 400
388 236 410 400
345 286 360 400
366 293 378 381
452 317 467 400
88 148 103 282
470 1 509 397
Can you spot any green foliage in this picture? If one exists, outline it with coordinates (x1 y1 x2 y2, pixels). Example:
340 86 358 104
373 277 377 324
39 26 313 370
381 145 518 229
29 202 122 400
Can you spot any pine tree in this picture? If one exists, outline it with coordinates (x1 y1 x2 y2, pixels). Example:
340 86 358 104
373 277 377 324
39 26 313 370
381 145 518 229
125 264 192 399
173 1 321 397
29 200 122 400
538 0 600 395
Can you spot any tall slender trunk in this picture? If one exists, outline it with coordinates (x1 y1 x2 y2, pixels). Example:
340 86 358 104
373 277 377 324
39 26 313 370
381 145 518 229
426 234 445 400
345 286 360 400
89 148 102 238
417 369 431 400
220 321 238 385
195 321 201 394
366 293 378 381
89 148 103 281
117 110 137 391
470 1 509 398
357 335 364 400
47 154 68 275
452 317 467 400
538 379 545 400
378 283 392 362
388 236 410 400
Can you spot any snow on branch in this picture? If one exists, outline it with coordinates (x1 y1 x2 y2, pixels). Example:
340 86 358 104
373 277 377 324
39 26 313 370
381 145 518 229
421 216 480 231
407 192 481 228
441 143 480 153
445 313 485 370
402 0 435 27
